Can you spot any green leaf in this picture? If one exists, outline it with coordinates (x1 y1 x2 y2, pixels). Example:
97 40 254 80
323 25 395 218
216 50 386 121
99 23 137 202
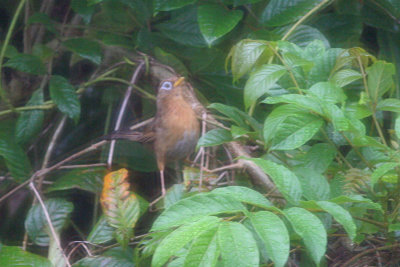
309 82 346 104
208 103 261 131
184 226 219 267
152 216 220 267
154 47 188 76
249 211 289 267
371 162 399 188
87 216 115 244
283 25 329 48
231 125 251 139
27 12 57 34
247 158 302 204
396 116 400 139
156 7 207 47
48 235 66 267
198 4 243 46
47 167 106 193
228 39 273 81
263 105 324 150
366 60 395 102
73 256 134 267
376 98 400 113
0 136 32 182
261 0 323 26
152 193 246 231
212 186 272 209
218 221 259 267
296 143 336 173
49 75 81 121
197 128 232 148
163 184 185 209
263 94 323 114
329 195 382 211
63 38 102 64
153 0 196 12
308 48 343 85
244 64 287 109
15 89 44 144
284 207 327 265
71 0 95 24
0 245 51 267
4 54 46 75
330 69 362 87
25 198 74 246
112 141 158 172
316 201 356 240
294 167 330 201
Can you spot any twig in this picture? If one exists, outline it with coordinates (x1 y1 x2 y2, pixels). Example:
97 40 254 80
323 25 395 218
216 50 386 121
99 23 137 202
198 112 207 191
0 140 108 204
29 182 71 267
107 61 145 168
129 118 154 131
59 163 107 169
341 243 400 267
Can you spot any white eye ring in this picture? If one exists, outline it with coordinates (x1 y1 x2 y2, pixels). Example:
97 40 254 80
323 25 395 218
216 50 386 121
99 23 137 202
160 81 173 90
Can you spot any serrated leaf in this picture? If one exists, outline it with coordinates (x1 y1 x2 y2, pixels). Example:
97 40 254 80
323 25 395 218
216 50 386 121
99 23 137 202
87 216 115 244
198 4 243 46
330 69 362 87
197 128 232 148
261 0 323 27
163 184 185 209
153 0 196 12
152 193 246 231
329 195 382 211
25 198 73 246
184 226 219 267
246 158 302 204
212 186 272 209
49 75 80 121
317 201 356 240
228 39 273 81
309 82 346 104
396 116 400 139
0 245 52 267
71 0 95 24
152 216 220 267
249 211 289 267
156 7 207 47
100 169 140 233
16 94 45 144
263 105 324 150
308 48 343 85
244 64 287 109
0 137 32 182
63 38 102 64
284 207 327 266
73 256 134 267
263 94 323 114
376 98 400 113
4 54 46 75
284 25 329 48
294 167 330 201
27 12 57 34
366 60 395 102
371 162 399 188
297 143 336 173
218 221 259 267
47 167 106 193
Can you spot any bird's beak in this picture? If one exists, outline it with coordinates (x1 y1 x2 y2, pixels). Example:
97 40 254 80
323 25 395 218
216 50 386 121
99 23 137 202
174 77 185 87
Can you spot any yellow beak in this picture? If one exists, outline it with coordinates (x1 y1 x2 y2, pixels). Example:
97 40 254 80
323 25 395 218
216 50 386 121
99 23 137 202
174 77 185 87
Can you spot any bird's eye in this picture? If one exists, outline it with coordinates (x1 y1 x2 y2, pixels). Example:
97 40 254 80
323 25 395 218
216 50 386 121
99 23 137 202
160 81 173 90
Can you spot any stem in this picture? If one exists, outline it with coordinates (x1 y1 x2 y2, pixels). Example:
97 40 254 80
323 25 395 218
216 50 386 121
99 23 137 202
342 133 373 170
281 0 331 41
342 243 400 267
0 0 28 110
357 56 388 146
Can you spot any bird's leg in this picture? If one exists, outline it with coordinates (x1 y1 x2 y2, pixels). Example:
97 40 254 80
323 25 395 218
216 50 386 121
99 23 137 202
160 170 166 196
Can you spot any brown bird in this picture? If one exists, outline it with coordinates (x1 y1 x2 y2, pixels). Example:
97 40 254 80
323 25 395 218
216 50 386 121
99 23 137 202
112 76 200 196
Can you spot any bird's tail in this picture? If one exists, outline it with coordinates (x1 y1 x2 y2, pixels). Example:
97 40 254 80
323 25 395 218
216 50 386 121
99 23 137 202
105 131 155 143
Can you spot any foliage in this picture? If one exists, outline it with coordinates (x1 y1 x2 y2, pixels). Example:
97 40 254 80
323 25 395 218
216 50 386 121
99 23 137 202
1 0 400 266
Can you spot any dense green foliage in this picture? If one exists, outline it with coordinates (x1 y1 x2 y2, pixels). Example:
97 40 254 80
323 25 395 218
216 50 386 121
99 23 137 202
1 0 400 266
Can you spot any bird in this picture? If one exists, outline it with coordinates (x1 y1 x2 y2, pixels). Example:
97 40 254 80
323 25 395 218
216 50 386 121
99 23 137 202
111 76 200 197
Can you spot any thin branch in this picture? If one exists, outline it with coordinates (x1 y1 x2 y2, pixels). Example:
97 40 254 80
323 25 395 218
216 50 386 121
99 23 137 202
107 61 145 168
0 0 28 111
342 243 400 267
29 182 71 267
